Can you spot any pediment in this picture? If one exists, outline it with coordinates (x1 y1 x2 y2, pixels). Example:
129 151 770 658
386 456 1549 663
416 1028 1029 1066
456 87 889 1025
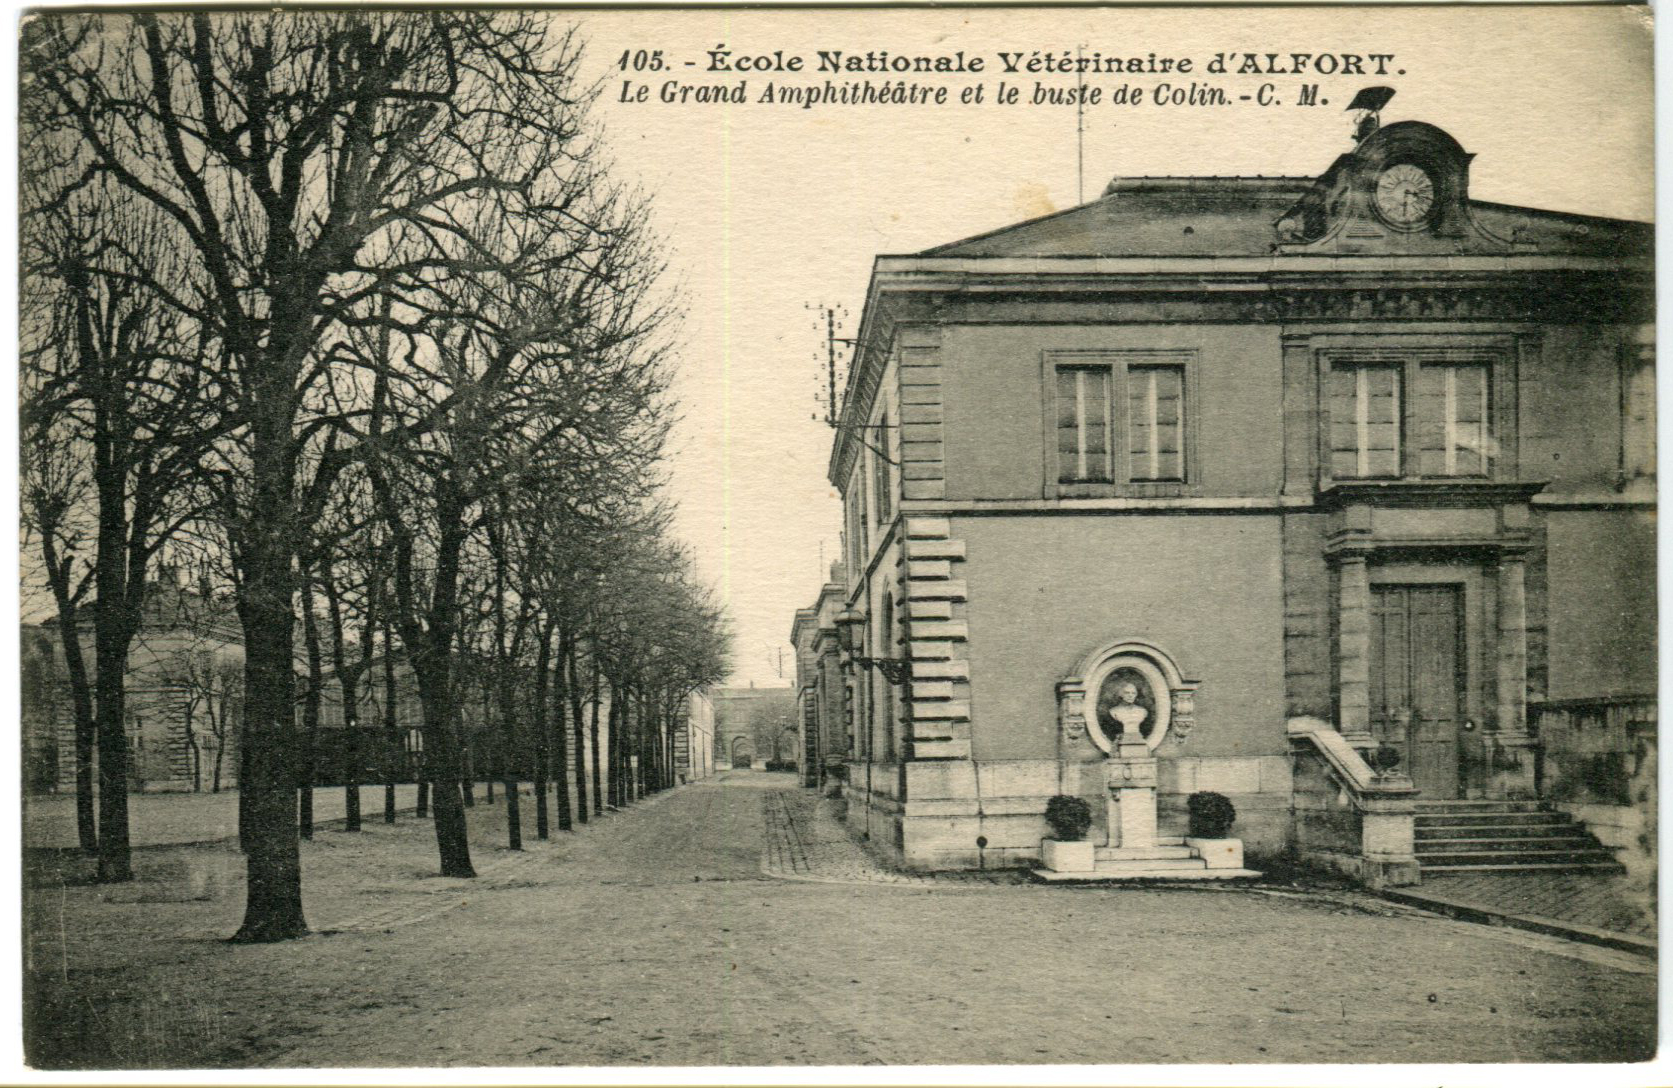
1273 121 1649 259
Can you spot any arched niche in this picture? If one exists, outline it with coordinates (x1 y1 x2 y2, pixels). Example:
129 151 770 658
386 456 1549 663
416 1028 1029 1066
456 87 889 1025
1056 639 1199 754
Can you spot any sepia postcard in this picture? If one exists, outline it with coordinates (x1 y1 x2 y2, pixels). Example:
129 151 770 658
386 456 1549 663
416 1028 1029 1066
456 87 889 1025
11 3 1659 1082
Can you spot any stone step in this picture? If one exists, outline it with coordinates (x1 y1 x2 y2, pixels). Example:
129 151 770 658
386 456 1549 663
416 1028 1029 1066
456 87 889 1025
1413 800 1548 813
1095 845 1196 862
1415 835 1601 852
1095 857 1210 874
1033 866 1263 883
1418 848 1620 867
1415 812 1569 829
1418 860 1627 874
1415 822 1583 839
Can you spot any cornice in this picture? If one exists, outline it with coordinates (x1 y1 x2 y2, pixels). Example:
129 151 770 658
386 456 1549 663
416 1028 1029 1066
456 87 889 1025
1316 480 1548 510
831 257 1649 490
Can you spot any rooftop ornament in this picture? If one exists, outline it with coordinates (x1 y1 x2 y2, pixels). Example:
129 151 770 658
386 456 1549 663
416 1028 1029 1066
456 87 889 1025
1347 85 1397 143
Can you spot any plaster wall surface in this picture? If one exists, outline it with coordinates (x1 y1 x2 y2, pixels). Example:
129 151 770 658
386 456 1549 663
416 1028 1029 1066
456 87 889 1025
957 514 1287 762
1521 324 1645 493
1543 509 1656 699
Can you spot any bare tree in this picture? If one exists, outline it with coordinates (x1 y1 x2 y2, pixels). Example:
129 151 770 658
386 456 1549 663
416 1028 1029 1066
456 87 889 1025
24 11 644 937
20 105 226 880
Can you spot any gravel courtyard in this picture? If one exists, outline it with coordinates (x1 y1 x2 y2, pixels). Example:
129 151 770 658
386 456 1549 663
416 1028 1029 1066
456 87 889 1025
24 771 1656 1068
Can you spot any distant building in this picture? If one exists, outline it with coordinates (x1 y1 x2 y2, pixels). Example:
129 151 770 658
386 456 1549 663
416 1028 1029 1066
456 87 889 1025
710 684 798 770
23 572 246 793
791 564 849 788
825 115 1654 883
676 689 716 782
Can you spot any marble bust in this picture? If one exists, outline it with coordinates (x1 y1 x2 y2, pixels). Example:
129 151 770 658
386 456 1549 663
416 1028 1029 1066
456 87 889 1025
1108 680 1149 737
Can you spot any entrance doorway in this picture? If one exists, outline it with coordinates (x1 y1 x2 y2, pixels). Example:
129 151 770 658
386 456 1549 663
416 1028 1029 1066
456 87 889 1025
1371 584 1466 798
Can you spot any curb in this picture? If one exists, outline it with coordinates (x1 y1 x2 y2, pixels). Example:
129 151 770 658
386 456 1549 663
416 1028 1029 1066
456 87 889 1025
1374 886 1658 959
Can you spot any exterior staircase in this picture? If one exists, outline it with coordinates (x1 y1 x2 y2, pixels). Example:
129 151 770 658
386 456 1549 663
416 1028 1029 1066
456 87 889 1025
1413 800 1624 874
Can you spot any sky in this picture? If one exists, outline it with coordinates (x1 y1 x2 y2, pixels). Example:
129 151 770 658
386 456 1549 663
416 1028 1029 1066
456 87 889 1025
563 6 1653 687
9 6 1653 680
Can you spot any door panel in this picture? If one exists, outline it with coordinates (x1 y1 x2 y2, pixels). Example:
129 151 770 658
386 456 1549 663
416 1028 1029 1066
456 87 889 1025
1371 584 1465 798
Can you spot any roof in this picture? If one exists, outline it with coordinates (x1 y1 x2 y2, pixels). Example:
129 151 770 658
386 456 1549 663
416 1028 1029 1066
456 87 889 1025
921 177 1314 259
916 176 1650 261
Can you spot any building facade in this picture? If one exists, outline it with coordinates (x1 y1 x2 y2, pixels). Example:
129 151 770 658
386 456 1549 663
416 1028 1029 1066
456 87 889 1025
825 116 1654 881
675 688 717 782
711 684 798 769
23 575 248 794
791 564 850 788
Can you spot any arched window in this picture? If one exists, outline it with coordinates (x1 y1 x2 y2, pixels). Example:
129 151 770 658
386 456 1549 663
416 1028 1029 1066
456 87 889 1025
881 591 896 758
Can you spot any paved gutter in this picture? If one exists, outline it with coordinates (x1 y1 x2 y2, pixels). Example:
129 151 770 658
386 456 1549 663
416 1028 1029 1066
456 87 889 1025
1374 885 1658 959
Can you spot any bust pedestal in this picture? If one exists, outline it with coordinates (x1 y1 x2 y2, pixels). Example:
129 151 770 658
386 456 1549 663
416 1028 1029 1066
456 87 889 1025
1105 735 1159 848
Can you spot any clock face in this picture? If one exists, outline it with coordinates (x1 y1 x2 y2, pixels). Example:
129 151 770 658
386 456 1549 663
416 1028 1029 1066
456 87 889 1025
1375 164 1437 226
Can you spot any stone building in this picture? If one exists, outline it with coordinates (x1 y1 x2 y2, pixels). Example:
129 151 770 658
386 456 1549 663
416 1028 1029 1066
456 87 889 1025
710 684 798 769
23 574 247 794
675 688 717 782
825 112 1654 883
791 564 850 788
24 573 437 795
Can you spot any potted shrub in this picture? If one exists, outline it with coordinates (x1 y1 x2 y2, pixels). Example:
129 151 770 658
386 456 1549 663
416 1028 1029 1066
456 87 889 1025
1185 791 1244 869
1040 794 1096 872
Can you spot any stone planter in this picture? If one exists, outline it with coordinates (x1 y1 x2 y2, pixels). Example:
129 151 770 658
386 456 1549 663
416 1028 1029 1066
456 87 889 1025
1040 838 1096 873
1184 837 1244 870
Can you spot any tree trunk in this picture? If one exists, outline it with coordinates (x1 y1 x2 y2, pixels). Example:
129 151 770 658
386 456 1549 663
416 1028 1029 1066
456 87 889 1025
590 660 605 813
322 568 369 834
393 483 476 877
64 622 98 851
414 659 472 874
531 624 554 840
36 524 100 853
231 478 307 940
383 612 399 824
237 730 252 851
606 682 623 808
566 642 588 824
91 536 132 882
298 574 323 841
460 707 476 808
552 633 574 832
490 528 521 849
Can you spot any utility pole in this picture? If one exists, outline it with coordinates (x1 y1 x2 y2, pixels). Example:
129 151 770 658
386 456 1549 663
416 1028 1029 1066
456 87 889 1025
826 307 839 427
1076 44 1086 206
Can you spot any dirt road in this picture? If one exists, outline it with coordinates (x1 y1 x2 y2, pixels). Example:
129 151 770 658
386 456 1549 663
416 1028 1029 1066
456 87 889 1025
24 771 1656 1067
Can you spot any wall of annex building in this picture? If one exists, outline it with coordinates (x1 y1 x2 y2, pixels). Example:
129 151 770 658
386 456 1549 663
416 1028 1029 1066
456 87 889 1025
936 321 1284 502
1542 508 1657 701
957 513 1287 763
1519 323 1653 494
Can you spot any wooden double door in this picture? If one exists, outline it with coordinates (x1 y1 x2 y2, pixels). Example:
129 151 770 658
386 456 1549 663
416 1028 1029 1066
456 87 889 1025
1370 584 1468 799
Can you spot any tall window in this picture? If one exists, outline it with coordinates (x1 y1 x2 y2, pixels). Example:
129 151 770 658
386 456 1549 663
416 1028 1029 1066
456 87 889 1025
1328 353 1500 481
1128 365 1185 481
856 472 868 562
845 472 869 580
1416 362 1490 477
1056 365 1112 483
880 592 896 759
872 413 892 523
1328 362 1402 478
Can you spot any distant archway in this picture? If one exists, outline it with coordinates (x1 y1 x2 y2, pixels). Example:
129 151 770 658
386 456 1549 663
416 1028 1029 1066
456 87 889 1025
730 735 755 767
